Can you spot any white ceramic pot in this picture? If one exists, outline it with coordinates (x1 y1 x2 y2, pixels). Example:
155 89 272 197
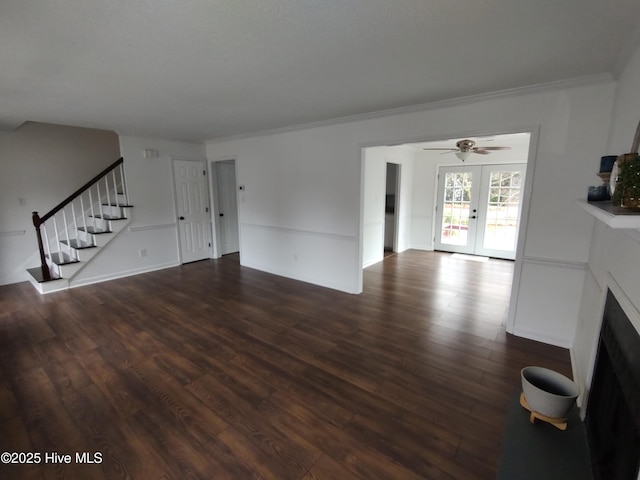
521 366 579 418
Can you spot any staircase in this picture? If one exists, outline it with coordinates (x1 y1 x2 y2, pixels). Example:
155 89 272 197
27 158 132 294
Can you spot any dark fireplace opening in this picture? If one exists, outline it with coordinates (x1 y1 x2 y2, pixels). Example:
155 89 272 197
585 289 640 480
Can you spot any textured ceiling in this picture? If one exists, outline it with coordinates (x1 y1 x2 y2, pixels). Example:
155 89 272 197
1 1 639 142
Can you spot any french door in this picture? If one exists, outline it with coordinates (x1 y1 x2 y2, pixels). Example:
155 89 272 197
434 164 525 260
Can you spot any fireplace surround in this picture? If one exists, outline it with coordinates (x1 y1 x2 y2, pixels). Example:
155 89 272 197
585 289 640 479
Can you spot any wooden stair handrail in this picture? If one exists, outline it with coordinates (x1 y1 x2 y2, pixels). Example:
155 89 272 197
31 157 124 282
33 157 124 227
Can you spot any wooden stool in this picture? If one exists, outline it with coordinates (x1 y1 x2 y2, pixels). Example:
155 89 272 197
520 392 568 431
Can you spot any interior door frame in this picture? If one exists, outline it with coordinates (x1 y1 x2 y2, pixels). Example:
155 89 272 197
170 156 212 264
358 125 539 334
208 157 241 259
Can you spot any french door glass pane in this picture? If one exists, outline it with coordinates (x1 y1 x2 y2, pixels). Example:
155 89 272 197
441 172 472 246
483 171 521 251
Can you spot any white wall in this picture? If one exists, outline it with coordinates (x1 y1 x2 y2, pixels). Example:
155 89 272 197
572 40 640 408
362 146 414 267
208 128 361 293
207 78 615 344
0 122 120 285
71 135 207 287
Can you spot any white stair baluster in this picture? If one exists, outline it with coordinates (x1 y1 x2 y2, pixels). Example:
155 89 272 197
70 201 79 258
119 164 129 206
96 181 102 222
88 188 97 232
80 194 88 242
104 176 111 214
52 215 60 263
112 170 120 208
62 208 71 261
42 224 52 275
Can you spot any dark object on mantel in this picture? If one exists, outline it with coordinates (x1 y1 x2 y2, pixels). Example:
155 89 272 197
600 155 617 173
497 390 593 480
588 185 610 202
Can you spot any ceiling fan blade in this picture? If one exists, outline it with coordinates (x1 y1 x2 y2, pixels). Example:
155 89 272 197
477 146 511 151
473 149 491 155
422 148 458 151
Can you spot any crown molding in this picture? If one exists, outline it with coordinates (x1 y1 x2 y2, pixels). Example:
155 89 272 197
206 73 614 145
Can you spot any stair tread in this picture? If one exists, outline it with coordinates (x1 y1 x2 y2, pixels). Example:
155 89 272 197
27 267 62 283
90 214 127 220
78 226 112 234
102 203 133 207
60 239 96 249
46 252 79 266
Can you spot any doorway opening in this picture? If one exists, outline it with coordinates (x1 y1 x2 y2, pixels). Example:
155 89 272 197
384 163 400 253
210 159 240 258
360 129 536 333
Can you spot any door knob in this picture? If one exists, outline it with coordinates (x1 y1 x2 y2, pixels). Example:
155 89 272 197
179 216 185 220
219 213 224 217
470 215 477 219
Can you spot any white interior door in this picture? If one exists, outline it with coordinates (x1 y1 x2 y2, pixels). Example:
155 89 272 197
435 164 525 260
215 161 239 255
173 159 211 263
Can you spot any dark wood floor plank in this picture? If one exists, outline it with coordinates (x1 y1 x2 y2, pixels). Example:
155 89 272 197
128 359 229 446
9 367 87 452
303 454 369 480
75 350 148 419
0 250 573 479
231 351 356 427
187 373 323 478
61 384 172 480
0 363 21 424
130 408 226 480
0 417 44 480
260 391 425 480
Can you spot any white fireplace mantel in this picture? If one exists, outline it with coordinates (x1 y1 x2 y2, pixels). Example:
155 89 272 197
577 200 640 231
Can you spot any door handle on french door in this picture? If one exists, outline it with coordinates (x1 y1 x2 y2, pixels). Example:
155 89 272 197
470 215 477 219
179 216 185 220
219 213 224 217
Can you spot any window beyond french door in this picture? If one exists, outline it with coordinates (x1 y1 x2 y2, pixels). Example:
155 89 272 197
434 164 525 260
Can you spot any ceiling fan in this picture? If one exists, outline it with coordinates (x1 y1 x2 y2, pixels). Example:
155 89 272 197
423 139 511 161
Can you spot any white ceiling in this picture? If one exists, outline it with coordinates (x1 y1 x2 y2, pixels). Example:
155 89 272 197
2 1 639 142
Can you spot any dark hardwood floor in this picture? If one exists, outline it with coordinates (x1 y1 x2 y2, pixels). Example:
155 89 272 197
0 250 571 479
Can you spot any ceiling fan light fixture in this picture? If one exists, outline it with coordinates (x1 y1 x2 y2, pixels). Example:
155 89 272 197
455 151 472 162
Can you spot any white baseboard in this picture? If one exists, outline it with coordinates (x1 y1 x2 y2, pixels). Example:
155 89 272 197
511 325 573 349
69 261 180 289
362 256 383 269
409 244 433 251
243 260 359 294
